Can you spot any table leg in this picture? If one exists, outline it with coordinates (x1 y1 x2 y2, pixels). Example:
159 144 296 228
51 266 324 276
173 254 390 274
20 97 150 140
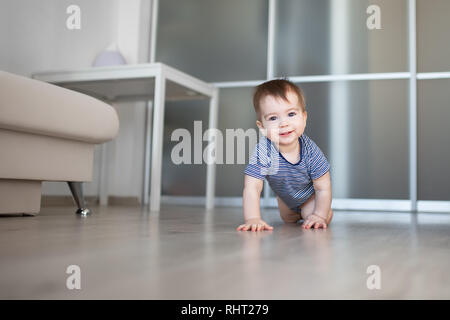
150 72 166 211
206 89 219 210
143 100 153 206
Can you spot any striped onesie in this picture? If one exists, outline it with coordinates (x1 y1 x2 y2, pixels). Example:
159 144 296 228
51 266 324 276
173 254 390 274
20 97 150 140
244 134 330 212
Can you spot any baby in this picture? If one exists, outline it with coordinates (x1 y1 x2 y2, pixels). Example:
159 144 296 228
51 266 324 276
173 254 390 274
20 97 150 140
237 79 333 232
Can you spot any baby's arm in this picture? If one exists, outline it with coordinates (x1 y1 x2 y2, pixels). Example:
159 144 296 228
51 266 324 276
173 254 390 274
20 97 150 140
306 171 332 228
312 171 332 219
236 175 274 232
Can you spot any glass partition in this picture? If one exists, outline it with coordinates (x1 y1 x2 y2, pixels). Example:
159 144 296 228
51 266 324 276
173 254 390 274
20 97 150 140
418 79 450 201
417 0 450 72
162 99 209 196
157 0 268 82
216 87 259 197
275 0 408 76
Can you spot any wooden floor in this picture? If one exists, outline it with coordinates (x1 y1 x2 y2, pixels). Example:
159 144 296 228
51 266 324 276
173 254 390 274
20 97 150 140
1 204 450 299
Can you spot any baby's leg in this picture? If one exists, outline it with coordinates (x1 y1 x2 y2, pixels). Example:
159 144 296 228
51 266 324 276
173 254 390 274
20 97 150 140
299 194 333 225
276 196 302 223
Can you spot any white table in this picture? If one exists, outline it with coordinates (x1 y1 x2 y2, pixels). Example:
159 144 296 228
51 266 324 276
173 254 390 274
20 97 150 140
33 63 218 211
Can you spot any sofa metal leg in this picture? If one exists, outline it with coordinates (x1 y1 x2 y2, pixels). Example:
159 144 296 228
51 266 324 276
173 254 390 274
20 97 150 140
67 182 91 216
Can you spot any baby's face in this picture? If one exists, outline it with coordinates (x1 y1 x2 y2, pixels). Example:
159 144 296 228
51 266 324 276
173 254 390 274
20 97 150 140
256 90 307 147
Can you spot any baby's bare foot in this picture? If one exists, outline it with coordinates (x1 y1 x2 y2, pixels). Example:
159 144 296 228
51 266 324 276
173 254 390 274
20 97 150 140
301 210 333 226
302 214 327 229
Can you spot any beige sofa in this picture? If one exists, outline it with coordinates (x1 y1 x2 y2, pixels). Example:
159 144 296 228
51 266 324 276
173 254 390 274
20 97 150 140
0 70 119 216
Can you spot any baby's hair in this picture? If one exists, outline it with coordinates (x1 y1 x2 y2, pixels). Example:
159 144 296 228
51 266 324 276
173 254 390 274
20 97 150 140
253 78 306 120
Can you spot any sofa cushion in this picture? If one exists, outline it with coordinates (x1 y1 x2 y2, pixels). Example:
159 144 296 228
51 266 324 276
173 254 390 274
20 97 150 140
0 70 119 144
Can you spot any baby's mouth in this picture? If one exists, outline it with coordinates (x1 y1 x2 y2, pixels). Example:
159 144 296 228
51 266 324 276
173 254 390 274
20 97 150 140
279 130 294 137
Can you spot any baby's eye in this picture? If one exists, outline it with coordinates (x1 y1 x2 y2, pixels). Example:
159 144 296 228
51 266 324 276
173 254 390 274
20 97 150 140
268 116 277 121
288 112 296 117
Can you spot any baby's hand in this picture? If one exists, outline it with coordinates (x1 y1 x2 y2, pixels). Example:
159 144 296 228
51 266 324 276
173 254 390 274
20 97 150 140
236 218 274 232
302 213 328 230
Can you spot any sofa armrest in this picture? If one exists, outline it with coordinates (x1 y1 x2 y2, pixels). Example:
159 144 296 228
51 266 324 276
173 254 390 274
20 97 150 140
0 70 119 144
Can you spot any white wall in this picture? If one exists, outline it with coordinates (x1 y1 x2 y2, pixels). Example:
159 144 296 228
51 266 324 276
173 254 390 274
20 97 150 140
1 0 152 202
3 0 119 75
105 0 151 201
0 2 9 70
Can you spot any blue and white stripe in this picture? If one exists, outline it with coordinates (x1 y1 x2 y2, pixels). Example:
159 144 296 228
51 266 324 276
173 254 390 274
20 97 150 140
244 134 330 210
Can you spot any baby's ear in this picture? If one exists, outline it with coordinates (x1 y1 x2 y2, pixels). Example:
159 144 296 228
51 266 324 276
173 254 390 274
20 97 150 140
256 120 263 130
256 121 268 137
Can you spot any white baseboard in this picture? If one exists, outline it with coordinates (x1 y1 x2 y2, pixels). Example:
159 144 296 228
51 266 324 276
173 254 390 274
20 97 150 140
161 196 450 213
42 195 450 213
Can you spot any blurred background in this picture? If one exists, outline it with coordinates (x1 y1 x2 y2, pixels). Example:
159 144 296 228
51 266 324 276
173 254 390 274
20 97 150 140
1 0 449 212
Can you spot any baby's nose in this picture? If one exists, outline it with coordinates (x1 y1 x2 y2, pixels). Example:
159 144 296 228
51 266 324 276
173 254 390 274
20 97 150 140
279 119 289 127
